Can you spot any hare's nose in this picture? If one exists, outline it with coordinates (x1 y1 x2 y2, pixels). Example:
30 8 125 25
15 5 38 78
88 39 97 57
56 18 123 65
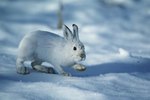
80 53 86 58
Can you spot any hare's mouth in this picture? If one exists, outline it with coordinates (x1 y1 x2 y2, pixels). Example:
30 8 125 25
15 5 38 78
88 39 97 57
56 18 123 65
75 53 86 62
81 57 86 61
75 56 84 62
80 53 86 61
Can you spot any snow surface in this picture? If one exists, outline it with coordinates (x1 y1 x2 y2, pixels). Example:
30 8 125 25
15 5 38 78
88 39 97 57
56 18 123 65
0 0 150 100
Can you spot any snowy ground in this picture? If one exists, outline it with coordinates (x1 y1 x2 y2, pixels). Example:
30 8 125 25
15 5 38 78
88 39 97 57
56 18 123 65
0 0 150 100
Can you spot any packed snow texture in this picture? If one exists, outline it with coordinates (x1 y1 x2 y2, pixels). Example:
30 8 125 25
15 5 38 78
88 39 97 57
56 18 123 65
0 0 150 100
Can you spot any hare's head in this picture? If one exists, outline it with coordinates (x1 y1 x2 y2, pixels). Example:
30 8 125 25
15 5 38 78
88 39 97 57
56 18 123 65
63 24 86 63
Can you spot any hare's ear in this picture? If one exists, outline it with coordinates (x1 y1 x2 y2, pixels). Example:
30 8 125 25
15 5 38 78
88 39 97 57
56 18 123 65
63 25 73 41
72 24 79 41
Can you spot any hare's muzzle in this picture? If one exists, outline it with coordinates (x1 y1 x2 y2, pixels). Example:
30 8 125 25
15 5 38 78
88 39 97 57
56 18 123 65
80 53 86 60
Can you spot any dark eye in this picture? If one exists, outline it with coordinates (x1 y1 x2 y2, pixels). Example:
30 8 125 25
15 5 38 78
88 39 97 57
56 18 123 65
73 46 77 51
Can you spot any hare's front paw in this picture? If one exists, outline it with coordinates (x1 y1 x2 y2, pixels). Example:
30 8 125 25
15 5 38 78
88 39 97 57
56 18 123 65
17 67 30 75
73 64 86 71
61 72 72 76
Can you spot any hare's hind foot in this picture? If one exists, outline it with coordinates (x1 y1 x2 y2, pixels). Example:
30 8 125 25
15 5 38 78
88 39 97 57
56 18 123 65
31 61 55 74
73 64 86 71
32 64 55 74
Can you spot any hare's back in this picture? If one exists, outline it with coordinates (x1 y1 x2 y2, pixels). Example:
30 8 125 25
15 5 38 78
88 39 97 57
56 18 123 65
30 30 63 40
28 30 65 48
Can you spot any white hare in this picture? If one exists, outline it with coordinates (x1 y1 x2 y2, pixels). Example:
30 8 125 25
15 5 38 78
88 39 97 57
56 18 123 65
16 24 86 76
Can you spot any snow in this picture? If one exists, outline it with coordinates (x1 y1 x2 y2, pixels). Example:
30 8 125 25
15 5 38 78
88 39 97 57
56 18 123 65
0 0 150 100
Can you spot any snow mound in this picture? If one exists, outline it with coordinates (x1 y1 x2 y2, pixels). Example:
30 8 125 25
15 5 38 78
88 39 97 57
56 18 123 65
118 48 130 57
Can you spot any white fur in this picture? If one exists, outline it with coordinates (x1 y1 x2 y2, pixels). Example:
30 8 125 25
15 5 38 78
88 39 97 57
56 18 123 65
16 24 86 76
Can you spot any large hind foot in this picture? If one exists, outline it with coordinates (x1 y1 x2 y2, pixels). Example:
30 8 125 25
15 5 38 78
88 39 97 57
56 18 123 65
17 67 30 75
32 65 55 74
31 61 55 74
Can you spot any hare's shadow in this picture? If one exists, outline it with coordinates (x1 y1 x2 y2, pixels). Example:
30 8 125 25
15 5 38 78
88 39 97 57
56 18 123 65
1 57 150 85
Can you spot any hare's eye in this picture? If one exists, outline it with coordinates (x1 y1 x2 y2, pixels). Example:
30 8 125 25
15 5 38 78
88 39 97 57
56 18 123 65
73 46 77 51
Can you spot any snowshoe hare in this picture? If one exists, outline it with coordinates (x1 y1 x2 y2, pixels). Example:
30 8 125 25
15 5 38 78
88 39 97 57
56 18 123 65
16 24 86 76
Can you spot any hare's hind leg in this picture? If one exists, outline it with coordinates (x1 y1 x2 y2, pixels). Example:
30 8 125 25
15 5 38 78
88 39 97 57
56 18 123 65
31 60 55 74
16 58 30 74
